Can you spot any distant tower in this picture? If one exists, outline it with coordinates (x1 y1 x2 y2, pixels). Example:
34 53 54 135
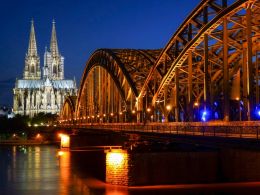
43 20 64 80
23 20 41 80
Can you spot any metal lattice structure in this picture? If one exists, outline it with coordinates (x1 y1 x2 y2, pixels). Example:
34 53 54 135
60 0 260 124
74 49 161 122
60 96 77 121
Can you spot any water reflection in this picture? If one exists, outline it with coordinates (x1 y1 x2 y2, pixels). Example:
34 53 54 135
0 146 91 195
59 150 70 195
2 145 260 194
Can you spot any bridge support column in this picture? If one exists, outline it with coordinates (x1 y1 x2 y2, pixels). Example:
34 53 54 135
204 34 211 114
246 5 253 120
164 85 169 122
174 68 179 122
223 17 230 121
188 51 193 122
256 50 259 105
136 97 143 123
242 6 253 121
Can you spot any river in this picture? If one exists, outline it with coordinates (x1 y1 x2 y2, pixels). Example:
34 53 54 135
1 145 260 194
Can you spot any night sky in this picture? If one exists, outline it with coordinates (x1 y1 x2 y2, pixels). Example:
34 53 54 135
0 0 200 107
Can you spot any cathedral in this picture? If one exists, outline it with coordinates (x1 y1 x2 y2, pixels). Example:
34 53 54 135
13 20 77 117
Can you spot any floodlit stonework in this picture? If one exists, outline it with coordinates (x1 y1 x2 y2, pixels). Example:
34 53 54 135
13 20 77 117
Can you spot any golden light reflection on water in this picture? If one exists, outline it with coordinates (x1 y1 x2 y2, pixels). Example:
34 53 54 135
58 150 70 195
35 147 40 169
12 146 16 169
106 149 129 186
105 186 129 195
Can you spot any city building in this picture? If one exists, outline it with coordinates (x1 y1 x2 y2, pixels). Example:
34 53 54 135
13 20 77 117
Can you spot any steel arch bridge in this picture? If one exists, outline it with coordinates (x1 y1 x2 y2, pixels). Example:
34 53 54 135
60 0 260 125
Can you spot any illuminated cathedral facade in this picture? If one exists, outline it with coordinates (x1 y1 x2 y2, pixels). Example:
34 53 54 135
13 20 77 117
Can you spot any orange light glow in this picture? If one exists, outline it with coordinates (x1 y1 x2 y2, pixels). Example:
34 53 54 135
60 134 70 148
106 149 129 185
58 151 64 156
194 102 199 107
107 152 124 165
36 133 41 139
58 150 71 194
166 105 171 111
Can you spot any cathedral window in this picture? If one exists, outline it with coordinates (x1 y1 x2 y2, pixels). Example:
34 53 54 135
47 92 51 106
53 65 57 75
18 96 22 107
31 65 35 74
34 92 37 106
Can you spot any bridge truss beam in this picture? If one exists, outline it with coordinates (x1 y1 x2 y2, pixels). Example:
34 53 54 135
60 0 260 125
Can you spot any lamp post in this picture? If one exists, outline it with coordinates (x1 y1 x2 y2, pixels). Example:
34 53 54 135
132 110 136 123
235 97 241 121
147 107 151 122
194 102 199 121
165 104 172 122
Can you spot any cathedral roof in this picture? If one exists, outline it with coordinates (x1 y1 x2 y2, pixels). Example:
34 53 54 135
16 79 76 89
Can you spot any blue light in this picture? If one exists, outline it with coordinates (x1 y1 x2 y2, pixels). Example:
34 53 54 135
254 105 260 119
201 111 207 122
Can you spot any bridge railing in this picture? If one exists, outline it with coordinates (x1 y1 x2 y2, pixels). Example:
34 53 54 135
59 121 260 140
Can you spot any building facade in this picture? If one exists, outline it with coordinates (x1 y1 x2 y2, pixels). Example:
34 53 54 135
13 20 77 117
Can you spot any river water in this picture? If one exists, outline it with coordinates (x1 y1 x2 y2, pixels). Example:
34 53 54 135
1 145 260 194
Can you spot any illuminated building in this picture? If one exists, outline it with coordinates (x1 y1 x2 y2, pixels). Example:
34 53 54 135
13 20 77 117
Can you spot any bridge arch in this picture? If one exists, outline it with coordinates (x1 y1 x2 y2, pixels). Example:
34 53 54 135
138 0 260 122
76 49 161 122
60 0 260 124
60 96 77 122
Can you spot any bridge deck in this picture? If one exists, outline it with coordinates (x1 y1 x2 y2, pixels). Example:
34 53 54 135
60 121 260 140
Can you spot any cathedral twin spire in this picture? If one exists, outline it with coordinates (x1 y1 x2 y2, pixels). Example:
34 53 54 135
50 20 59 56
27 19 59 57
27 20 37 57
24 20 63 80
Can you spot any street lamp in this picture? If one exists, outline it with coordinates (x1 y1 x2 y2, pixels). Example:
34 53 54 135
166 104 171 111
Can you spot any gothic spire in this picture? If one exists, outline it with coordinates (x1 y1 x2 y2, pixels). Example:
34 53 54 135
28 19 37 56
50 19 59 56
